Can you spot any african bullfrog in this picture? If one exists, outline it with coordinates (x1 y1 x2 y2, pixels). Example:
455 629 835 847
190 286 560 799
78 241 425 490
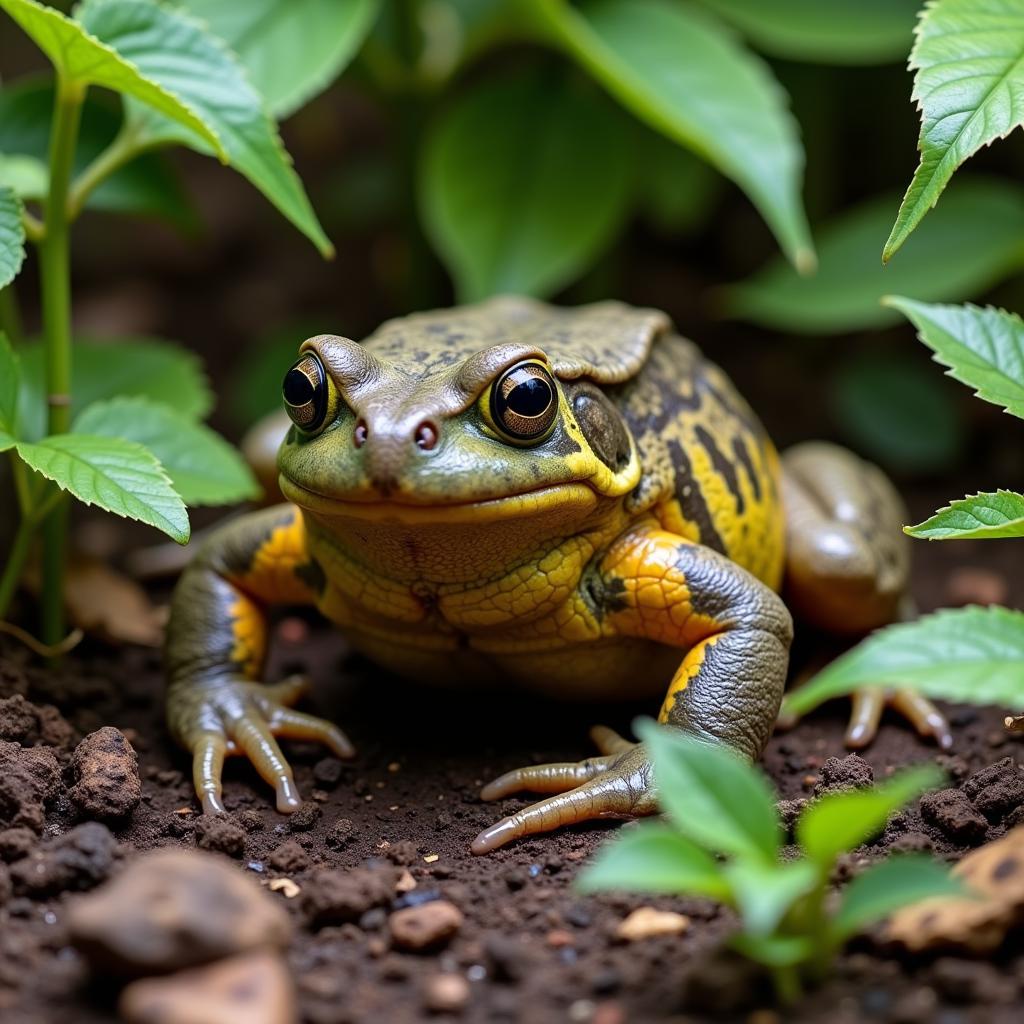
165 298 951 853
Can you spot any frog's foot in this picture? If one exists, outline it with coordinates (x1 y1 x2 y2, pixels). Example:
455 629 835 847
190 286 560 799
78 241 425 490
179 674 355 815
777 685 952 750
471 726 655 854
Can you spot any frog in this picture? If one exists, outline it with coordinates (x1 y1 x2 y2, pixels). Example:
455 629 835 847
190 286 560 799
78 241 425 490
165 297 952 853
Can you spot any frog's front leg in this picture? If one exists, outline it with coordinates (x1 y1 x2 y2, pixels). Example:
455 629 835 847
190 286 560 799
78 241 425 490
166 504 353 814
472 525 793 853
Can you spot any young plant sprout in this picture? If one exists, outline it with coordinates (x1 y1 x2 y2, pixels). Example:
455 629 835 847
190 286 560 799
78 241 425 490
578 721 961 1003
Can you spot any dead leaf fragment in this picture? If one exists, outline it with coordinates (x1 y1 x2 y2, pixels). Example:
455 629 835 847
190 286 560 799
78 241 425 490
268 878 301 899
886 825 1024 952
615 907 689 941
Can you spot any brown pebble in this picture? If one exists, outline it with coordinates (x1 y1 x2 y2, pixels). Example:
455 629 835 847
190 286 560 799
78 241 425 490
615 907 689 941
68 848 291 975
946 567 1009 608
423 973 470 1013
69 727 141 823
592 1002 626 1024
546 929 574 948
389 900 463 951
120 951 295 1024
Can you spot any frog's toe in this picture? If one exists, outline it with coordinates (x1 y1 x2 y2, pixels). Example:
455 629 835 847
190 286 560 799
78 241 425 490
472 745 655 854
844 686 952 750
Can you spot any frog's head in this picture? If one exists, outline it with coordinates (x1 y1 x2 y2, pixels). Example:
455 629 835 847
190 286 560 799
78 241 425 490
276 299 667 578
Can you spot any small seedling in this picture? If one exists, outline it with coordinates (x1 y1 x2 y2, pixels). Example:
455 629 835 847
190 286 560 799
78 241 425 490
578 721 961 1003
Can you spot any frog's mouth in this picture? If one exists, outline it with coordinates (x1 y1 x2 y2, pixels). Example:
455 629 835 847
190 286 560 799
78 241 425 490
279 476 601 525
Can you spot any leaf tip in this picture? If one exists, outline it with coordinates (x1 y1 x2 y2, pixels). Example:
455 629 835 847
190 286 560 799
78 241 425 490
794 247 817 277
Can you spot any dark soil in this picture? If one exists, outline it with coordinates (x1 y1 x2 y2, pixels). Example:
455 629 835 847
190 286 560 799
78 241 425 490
0 529 1021 1024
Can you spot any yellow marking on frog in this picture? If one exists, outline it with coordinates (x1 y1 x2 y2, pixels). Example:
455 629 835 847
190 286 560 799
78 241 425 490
657 634 722 721
228 591 266 676
234 510 316 605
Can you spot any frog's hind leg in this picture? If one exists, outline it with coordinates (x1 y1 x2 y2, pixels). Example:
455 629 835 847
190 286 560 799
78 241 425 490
781 441 951 749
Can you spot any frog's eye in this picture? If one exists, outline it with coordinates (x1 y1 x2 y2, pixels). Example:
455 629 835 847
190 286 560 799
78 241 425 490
283 353 329 434
489 361 558 443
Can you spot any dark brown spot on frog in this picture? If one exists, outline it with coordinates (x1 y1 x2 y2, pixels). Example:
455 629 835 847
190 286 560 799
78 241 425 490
296 558 327 597
731 436 761 502
666 439 726 555
695 424 744 515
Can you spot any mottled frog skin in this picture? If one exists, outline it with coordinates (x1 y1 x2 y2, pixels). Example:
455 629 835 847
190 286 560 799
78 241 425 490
166 298 951 852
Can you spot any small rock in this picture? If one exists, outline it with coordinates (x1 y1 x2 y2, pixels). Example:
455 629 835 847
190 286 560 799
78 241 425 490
11 821 119 898
236 809 265 834
67 847 291 975
890 831 934 854
120 951 295 1024
312 758 343 789
325 817 355 850
928 956 1016 1004
776 798 807 836
0 694 75 750
814 754 873 796
0 861 11 904
288 801 320 832
302 865 398 928
920 788 988 844
484 934 532 983
0 740 61 833
546 929 573 948
194 815 247 858
267 840 310 874
69 727 141 822
395 870 417 893
946 567 1009 608
389 900 463 951
615 907 690 941
385 839 419 866
0 826 36 862
963 758 1024 823
422 973 469 1013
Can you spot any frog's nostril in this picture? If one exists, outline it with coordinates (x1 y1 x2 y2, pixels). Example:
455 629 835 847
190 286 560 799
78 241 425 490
415 421 438 451
353 420 368 448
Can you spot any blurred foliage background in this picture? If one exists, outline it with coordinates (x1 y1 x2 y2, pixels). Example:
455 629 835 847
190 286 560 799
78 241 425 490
2 0 1021 496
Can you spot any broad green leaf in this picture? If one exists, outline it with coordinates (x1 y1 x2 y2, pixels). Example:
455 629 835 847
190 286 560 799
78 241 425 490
725 180 1024 334
0 430 14 453
725 858 817 937
695 0 920 65
184 0 381 119
0 331 17 434
907 490 1024 541
78 0 332 257
783 606 1024 717
15 433 189 543
16 338 213 442
730 932 813 968
833 855 964 939
420 69 633 300
0 154 48 199
577 822 730 899
830 353 963 474
884 0 1024 261
535 0 813 271
0 0 220 154
797 766 943 869
0 80 196 226
75 397 259 506
884 298 1024 420
0 186 26 290
638 720 782 864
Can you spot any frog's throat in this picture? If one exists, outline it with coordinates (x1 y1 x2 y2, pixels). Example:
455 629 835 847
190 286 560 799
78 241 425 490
278 477 601 525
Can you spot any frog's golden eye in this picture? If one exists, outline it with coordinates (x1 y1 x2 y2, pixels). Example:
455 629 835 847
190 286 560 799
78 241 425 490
489 361 558 443
283 353 329 434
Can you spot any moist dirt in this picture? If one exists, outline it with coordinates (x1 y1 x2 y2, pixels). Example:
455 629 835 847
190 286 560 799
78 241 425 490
0 530 1022 1024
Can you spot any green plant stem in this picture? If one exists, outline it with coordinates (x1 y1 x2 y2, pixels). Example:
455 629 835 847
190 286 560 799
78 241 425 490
38 73 85 645
0 516 34 621
68 124 142 220
771 964 803 1005
0 285 23 346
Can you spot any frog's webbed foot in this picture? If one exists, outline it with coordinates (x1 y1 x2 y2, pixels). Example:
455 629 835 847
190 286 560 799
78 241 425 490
179 674 355 815
472 726 655 854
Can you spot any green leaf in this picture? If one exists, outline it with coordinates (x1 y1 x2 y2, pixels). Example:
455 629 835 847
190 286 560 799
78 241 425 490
783 606 1024 718
725 179 1024 334
183 0 381 119
15 433 189 543
797 766 943 869
16 338 214 442
695 0 921 65
907 490 1024 541
639 721 782 864
0 186 26 290
538 0 813 271
0 153 48 200
0 0 221 154
730 932 813 968
725 858 818 936
884 0 1024 261
420 69 633 300
75 397 259 506
0 430 15 453
833 855 964 939
830 353 964 475
577 821 730 899
77 0 332 256
884 297 1024 420
0 331 18 435
0 79 196 227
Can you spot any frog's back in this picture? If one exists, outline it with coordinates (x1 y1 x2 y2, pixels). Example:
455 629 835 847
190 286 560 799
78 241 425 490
618 333 785 589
